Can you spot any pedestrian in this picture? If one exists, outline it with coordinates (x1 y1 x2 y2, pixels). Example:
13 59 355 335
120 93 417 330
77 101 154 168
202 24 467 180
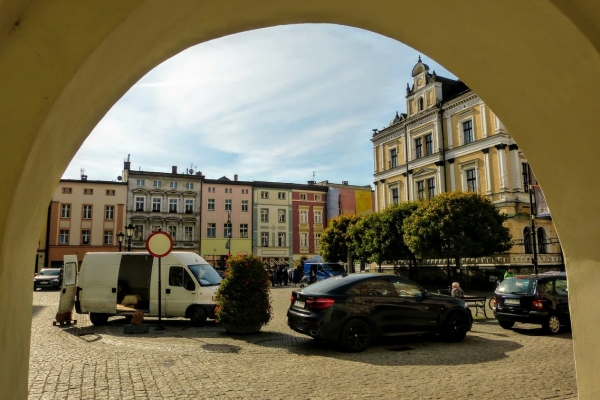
292 265 302 287
504 267 516 280
451 282 464 298
283 266 289 286
309 263 318 284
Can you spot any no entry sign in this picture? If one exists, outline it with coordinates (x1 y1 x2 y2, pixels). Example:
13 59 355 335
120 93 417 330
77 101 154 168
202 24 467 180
145 231 173 258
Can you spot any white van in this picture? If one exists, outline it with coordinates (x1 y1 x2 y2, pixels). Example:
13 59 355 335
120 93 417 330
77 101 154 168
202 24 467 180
58 252 221 326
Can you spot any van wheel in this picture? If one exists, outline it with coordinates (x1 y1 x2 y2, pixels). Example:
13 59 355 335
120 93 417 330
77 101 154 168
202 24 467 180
89 312 109 326
542 314 561 334
189 306 207 327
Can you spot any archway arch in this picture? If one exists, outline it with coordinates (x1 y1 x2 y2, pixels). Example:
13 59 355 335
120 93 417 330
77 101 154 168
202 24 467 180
3 2 600 398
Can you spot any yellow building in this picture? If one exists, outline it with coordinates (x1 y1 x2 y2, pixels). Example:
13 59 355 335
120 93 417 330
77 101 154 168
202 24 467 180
372 58 562 277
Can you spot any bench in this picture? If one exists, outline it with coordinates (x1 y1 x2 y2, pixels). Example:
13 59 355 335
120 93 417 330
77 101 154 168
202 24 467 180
462 296 488 318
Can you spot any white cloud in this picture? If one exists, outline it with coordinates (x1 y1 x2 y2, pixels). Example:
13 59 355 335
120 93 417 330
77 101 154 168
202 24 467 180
64 24 456 185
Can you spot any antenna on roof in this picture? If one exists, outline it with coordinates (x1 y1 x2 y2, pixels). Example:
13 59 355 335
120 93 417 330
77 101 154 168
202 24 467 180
313 171 316 182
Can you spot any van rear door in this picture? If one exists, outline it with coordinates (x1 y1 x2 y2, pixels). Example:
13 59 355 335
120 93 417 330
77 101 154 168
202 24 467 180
57 255 78 315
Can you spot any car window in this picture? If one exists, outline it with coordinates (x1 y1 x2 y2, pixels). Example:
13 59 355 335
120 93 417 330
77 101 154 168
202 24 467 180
555 278 568 295
345 282 363 296
541 280 554 294
497 277 536 295
362 280 395 297
391 280 422 297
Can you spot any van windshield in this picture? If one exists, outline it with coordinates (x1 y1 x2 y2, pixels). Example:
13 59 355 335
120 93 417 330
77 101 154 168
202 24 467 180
188 264 222 286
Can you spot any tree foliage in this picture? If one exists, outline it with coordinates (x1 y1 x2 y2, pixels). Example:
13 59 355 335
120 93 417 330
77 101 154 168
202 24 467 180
319 214 361 262
402 191 512 264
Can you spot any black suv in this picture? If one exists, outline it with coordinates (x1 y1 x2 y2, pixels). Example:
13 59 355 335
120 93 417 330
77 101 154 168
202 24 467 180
492 272 569 334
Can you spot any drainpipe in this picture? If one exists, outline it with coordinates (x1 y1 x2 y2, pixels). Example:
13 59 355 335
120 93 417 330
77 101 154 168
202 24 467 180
404 125 410 200
44 201 52 269
438 104 447 193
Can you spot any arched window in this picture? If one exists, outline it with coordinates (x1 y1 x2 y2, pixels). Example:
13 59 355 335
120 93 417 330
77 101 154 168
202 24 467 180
523 227 532 254
537 227 547 254
418 97 424 111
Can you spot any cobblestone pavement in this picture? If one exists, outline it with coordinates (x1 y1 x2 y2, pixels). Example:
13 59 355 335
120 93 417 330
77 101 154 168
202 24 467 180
29 287 577 399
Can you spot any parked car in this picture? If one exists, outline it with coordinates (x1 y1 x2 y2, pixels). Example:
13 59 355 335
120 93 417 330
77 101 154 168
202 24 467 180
33 268 63 290
492 271 569 334
287 273 473 352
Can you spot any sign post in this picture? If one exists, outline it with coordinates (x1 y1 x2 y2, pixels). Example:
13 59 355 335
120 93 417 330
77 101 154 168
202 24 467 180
145 229 173 331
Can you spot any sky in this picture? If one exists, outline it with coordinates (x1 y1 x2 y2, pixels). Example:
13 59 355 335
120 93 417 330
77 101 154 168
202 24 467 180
63 24 456 187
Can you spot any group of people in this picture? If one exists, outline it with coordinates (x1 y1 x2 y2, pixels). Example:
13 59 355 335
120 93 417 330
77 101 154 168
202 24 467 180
267 264 305 287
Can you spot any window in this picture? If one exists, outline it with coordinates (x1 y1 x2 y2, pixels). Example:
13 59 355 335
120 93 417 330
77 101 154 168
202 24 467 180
300 210 308 223
522 163 530 192
168 226 177 240
537 227 547 254
241 189 249 194
315 233 321 248
425 134 433 155
83 205 92 219
59 230 69 244
427 178 435 199
278 209 286 223
103 231 112 245
466 168 477 192
81 230 90 244
185 199 193 213
224 223 231 238
225 199 232 211
300 193 307 200
106 190 115 196
418 97 424 111
261 208 269 223
207 199 215 211
315 194 321 201
169 198 178 213
170 181 178 189
83 188 93 195
261 191 269 199
239 224 248 238
278 192 286 200
61 204 71 218
314 210 322 224
105 206 114 220
135 197 145 212
241 200 249 212
225 188 232 193
278 232 286 247
417 181 425 200
152 225 161 233
168 266 195 291
207 223 216 238
391 278 422 297
62 187 72 194
261 232 269 247
523 227 532 254
136 179 145 187
184 226 193 241
391 188 399 204
390 148 398 168
152 198 162 212
300 233 308 247
415 137 423 159
185 182 194 190
153 180 162 188
134 225 144 240
463 120 474 144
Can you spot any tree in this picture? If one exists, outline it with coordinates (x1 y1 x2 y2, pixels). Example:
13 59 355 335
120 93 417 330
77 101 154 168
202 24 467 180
320 214 362 263
403 192 512 282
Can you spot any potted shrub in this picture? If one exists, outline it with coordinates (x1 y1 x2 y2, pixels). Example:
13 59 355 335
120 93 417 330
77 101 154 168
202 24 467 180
215 254 272 334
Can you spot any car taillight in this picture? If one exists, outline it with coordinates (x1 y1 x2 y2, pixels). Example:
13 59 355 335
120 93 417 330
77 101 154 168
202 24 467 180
305 298 335 310
493 297 497 307
290 293 296 304
532 299 543 310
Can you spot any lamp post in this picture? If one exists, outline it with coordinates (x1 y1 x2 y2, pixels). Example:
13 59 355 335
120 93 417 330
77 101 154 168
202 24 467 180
116 231 125 252
125 223 135 252
527 164 539 275
225 211 232 256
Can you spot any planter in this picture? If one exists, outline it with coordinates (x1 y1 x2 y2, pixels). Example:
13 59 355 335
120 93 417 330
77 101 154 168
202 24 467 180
223 322 263 334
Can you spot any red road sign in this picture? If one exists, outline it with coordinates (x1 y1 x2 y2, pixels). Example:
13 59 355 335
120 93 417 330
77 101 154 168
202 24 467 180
145 231 173 258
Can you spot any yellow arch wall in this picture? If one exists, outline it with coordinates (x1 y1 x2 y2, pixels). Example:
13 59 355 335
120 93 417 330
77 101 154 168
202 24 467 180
2 1 600 398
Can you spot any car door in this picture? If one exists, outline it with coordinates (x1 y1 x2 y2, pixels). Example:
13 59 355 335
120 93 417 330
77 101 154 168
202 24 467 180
389 276 440 332
165 266 197 317
356 279 403 335
57 255 78 315
554 277 569 322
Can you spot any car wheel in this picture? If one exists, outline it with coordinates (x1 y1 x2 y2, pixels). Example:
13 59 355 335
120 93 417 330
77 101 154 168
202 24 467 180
340 319 371 352
89 312 109 326
442 312 469 342
498 320 515 330
542 314 561 334
189 306 207 327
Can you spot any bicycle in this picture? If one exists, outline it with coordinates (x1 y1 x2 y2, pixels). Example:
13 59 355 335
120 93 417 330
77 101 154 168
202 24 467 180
488 279 500 310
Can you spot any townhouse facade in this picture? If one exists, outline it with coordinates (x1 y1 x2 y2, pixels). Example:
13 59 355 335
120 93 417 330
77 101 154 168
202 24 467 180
291 185 328 265
44 176 127 269
371 57 562 276
200 176 253 269
122 160 203 252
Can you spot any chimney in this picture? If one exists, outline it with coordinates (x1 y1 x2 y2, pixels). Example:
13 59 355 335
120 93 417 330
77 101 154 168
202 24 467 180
234 174 238 181
172 166 177 174
342 181 349 185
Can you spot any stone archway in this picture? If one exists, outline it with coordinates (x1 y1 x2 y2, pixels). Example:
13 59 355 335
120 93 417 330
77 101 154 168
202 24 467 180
3 1 600 398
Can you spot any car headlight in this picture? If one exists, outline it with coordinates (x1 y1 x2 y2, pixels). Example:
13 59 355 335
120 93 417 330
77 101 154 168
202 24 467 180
52 278 60 282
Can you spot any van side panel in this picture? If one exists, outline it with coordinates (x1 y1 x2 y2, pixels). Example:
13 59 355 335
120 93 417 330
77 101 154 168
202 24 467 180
79 253 121 313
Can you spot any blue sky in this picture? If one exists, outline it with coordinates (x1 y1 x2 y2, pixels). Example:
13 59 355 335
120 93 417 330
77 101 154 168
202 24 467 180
63 24 456 186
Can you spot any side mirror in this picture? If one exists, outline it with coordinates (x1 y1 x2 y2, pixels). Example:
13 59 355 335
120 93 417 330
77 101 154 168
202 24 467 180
415 291 424 301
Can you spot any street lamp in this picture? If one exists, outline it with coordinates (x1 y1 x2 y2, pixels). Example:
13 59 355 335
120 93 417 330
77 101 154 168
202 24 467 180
527 164 539 275
125 223 135 252
225 211 232 255
116 231 125 252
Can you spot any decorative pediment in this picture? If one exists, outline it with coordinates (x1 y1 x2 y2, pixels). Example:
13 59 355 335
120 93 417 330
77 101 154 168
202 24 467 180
413 167 437 178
